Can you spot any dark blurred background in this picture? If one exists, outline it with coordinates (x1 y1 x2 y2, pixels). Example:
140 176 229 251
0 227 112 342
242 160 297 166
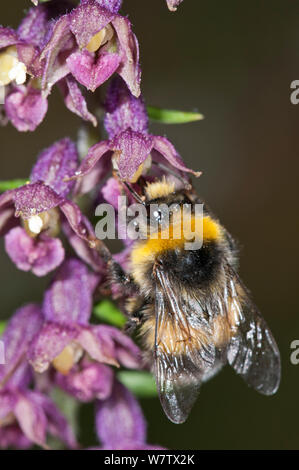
1 0 299 449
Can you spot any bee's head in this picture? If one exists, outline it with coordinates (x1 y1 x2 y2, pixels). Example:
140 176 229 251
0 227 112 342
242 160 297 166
143 178 189 231
144 177 176 202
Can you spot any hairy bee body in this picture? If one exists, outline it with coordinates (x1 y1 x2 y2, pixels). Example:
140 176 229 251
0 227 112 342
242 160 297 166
125 179 280 424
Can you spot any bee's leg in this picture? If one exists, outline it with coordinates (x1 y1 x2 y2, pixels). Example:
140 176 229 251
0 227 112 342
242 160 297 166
112 170 145 205
91 238 137 295
124 296 148 334
108 258 135 288
125 317 140 334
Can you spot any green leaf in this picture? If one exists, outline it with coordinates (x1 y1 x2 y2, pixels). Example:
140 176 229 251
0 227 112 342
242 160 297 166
50 388 80 449
147 106 204 124
93 299 126 328
0 321 6 335
117 371 157 398
0 179 28 192
51 388 79 433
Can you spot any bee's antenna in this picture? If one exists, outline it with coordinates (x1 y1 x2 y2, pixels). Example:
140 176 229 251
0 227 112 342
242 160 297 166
123 181 145 205
112 170 145 205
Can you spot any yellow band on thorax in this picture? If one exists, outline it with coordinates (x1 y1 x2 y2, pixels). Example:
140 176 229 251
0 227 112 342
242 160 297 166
131 215 221 266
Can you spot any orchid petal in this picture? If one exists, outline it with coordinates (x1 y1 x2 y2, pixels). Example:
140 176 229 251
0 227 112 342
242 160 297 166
62 219 106 273
153 135 201 176
96 381 146 447
70 140 111 182
4 227 65 276
111 128 154 180
59 199 96 242
0 27 18 49
70 0 115 49
43 258 97 324
96 325 142 369
0 304 43 386
5 85 48 132
41 14 75 89
30 138 79 197
166 0 184 12
14 391 47 447
112 16 141 98
59 75 97 127
17 5 50 47
28 322 79 373
56 362 113 402
14 182 63 219
104 76 148 138
31 392 78 448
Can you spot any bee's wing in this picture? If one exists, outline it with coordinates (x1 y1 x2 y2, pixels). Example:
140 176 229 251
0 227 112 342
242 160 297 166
227 269 281 395
154 266 215 424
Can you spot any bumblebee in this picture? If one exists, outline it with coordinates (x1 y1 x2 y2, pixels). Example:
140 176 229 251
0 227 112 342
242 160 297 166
103 177 281 424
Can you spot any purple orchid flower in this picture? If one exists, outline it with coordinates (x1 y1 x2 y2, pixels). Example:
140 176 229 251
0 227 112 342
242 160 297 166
0 304 43 390
95 381 163 450
4 84 48 132
4 227 65 277
28 258 141 405
0 12 48 131
0 138 100 276
0 0 191 451
31 0 123 7
166 0 184 11
40 0 140 97
0 304 77 449
27 257 106 374
0 3 96 131
71 77 200 191
0 389 78 449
